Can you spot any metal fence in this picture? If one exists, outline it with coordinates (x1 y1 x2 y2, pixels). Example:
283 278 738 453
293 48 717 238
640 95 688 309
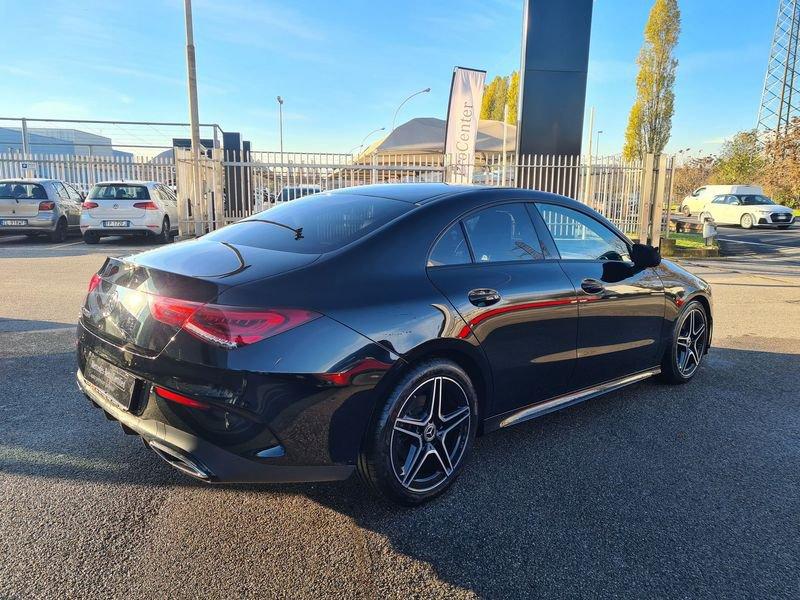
219 150 672 239
0 152 176 193
0 149 673 243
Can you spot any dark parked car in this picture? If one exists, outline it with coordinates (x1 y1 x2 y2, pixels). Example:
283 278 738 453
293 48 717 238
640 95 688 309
76 184 712 505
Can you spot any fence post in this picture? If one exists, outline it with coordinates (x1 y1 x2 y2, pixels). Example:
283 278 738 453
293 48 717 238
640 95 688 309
638 153 656 243
650 154 669 248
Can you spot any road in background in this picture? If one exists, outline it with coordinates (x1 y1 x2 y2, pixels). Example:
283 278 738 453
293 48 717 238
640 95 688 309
1 241 799 599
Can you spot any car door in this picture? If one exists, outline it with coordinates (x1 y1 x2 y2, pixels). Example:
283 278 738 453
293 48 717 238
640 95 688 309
157 185 179 228
703 195 728 224
63 183 83 227
534 202 666 389
426 202 579 417
51 182 77 226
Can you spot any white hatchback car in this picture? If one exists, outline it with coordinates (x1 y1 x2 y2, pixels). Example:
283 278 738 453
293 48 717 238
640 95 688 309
80 181 179 244
699 193 795 229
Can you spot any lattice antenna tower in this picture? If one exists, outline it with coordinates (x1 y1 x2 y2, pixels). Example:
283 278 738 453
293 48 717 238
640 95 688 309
758 0 800 137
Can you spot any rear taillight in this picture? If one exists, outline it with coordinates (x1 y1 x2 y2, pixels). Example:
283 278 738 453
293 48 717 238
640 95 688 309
82 201 99 209
148 295 319 348
38 200 55 211
154 386 210 410
133 201 159 210
87 273 102 293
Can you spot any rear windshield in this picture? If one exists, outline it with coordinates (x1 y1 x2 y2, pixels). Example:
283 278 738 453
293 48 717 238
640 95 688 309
0 182 47 200
203 193 411 254
89 184 150 201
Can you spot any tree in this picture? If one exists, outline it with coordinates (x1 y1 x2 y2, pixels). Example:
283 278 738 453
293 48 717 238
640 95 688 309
623 0 681 161
761 119 800 208
480 76 503 120
673 155 717 200
507 71 520 124
711 131 765 185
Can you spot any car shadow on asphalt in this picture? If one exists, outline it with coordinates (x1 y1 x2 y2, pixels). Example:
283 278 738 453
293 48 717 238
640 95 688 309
2 346 798 597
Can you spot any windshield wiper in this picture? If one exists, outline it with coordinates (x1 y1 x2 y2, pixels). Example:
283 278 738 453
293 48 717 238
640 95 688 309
247 219 304 240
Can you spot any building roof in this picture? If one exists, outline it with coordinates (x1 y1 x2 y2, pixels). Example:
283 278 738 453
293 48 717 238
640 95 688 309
360 117 517 156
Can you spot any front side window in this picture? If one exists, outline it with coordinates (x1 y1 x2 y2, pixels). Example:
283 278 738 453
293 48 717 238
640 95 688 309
463 203 543 263
711 196 726 204
536 204 630 262
428 222 470 266
738 194 774 206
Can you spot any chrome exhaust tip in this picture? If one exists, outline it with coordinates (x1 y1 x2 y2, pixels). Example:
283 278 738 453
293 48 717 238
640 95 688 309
146 439 211 481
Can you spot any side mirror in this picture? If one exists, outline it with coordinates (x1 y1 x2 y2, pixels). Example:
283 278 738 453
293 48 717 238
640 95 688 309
631 243 661 268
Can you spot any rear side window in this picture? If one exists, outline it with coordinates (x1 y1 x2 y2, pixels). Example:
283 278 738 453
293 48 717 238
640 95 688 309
463 203 543 263
89 184 150 201
428 223 470 266
0 182 47 199
203 193 411 254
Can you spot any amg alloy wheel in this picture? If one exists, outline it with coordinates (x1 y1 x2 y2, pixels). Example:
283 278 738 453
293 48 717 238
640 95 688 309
741 213 753 229
660 301 708 383
359 360 477 505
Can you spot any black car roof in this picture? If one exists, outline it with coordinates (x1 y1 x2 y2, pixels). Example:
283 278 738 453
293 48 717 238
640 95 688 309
326 183 478 203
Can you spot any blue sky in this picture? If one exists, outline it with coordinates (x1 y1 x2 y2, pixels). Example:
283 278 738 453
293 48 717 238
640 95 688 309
0 0 776 155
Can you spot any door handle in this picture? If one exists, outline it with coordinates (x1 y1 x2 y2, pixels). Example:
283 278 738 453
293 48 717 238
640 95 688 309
468 288 501 307
580 278 605 295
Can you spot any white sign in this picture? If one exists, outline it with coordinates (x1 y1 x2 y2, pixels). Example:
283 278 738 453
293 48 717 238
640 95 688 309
444 67 486 184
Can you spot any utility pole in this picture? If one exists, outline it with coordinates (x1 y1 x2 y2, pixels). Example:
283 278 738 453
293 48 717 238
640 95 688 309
501 103 508 186
277 96 284 154
183 0 203 237
21 117 32 177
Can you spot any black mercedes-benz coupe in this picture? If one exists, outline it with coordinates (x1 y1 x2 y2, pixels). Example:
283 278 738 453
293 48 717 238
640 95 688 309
76 183 712 505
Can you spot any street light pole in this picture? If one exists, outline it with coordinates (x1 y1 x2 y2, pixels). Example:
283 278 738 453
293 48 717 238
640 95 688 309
391 87 431 132
349 127 386 155
276 96 284 154
595 130 603 157
183 0 202 237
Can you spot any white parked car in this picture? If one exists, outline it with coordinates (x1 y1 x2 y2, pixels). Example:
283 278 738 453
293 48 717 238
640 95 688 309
699 193 795 229
80 181 179 244
680 185 763 216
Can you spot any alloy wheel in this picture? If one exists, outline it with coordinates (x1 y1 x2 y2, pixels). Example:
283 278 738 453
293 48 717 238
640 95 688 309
390 376 471 493
675 307 707 378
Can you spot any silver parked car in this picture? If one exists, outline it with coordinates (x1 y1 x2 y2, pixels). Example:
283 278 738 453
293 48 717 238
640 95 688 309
0 178 83 242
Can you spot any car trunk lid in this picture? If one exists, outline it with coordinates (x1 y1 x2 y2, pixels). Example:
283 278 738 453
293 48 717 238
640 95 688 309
81 239 320 354
0 181 47 217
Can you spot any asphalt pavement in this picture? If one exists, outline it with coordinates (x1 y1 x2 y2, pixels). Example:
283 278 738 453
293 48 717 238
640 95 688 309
1 235 799 599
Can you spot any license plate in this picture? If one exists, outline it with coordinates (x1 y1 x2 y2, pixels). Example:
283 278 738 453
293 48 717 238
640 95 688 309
84 353 139 410
775 215 788 221
103 220 129 227
0 219 28 226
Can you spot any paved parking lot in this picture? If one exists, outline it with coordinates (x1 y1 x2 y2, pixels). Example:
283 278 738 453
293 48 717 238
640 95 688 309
1 234 799 599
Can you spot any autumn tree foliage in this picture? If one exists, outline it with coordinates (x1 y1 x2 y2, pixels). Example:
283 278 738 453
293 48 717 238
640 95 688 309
623 0 681 160
480 71 519 123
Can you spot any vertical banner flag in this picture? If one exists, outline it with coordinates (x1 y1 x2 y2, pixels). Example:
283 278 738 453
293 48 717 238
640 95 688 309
444 67 486 184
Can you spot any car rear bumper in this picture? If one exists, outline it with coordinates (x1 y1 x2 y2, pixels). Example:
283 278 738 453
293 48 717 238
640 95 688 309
76 367 355 483
0 215 57 234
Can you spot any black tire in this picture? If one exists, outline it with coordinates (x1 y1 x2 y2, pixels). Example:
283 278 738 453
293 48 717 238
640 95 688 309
358 359 478 506
49 218 67 243
83 231 100 245
155 217 171 244
659 300 709 384
740 213 753 229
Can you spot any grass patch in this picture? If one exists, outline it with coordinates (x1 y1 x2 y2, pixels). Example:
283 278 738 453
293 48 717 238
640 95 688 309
667 232 709 249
